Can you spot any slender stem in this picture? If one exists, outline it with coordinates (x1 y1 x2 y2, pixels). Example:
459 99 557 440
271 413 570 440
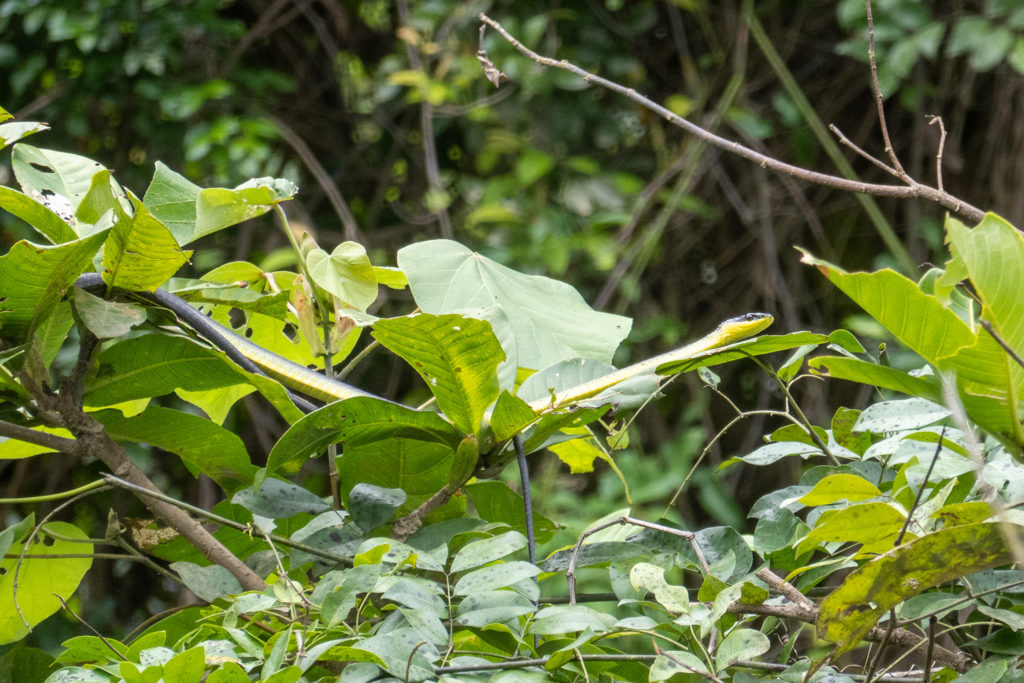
864 0 908 179
477 14 984 228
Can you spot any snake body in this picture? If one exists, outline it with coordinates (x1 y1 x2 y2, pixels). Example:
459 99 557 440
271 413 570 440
75 274 772 416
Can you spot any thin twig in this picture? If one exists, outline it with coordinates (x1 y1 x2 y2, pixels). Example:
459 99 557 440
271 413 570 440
896 426 945 545
979 319 1024 372
923 616 936 680
55 596 129 661
864 0 908 179
829 123 900 178
478 13 986 225
928 115 947 192
567 517 709 606
0 419 81 454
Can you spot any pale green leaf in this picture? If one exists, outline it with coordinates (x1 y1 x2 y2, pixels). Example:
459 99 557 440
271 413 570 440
398 240 630 368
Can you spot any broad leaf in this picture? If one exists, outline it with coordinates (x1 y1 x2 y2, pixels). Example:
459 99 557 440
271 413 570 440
0 232 109 341
72 287 147 339
0 522 93 645
194 178 296 243
339 437 464 521
142 161 201 245
398 240 630 368
0 120 48 149
94 406 257 493
373 314 503 436
0 186 77 244
800 250 975 364
306 241 378 311
266 397 462 477
102 192 190 291
808 356 942 402
465 480 556 543
12 145 107 218
817 522 1012 657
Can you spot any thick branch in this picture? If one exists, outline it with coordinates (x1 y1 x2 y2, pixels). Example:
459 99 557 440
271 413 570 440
478 14 986 225
0 419 81 453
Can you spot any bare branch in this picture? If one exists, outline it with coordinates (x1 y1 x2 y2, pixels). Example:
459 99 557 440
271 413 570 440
477 13 986 225
864 0 908 179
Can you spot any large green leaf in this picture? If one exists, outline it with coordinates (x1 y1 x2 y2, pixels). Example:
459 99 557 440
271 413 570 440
0 522 93 645
398 240 630 368
0 186 77 244
193 178 296 243
267 397 463 477
800 250 975 365
102 193 190 291
0 232 109 341
142 162 201 245
817 522 1012 657
338 437 464 520
11 145 107 218
373 314 503 436
84 334 304 423
306 241 378 311
947 214 1024 436
808 356 942 402
0 120 48 149
94 406 256 492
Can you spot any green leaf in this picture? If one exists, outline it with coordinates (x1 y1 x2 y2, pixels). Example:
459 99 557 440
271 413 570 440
649 650 710 681
854 397 949 433
453 561 540 595
800 250 976 364
448 434 479 489
162 647 204 683
267 397 461 477
398 240 630 368
142 162 201 245
0 522 93 645
488 391 537 441
102 192 190 291
93 406 256 493
349 483 406 531
0 232 108 341
528 605 617 635
465 480 556 543
817 522 1012 657
947 214 1024 440
0 121 48 149
306 241 378 311
83 334 303 423
798 474 882 505
515 149 554 186
798 502 906 556
232 478 331 519
629 562 689 613
71 287 146 339
727 441 822 467
0 186 77 244
809 356 942 404
75 168 128 225
339 438 461 521
450 531 527 573
372 314 503 435
715 629 771 672
193 179 295 243
350 627 436 681
12 145 107 216
169 562 243 603
454 590 536 628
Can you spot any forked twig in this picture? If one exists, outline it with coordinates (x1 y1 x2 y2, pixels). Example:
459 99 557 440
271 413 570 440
477 13 986 225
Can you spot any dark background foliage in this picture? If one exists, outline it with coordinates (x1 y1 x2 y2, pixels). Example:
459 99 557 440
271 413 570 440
2 0 1023 646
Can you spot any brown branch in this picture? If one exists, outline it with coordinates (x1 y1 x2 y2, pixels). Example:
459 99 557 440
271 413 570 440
0 419 81 453
392 486 455 541
38 386 267 592
477 14 986 225
864 0 908 180
928 115 947 192
750 569 971 672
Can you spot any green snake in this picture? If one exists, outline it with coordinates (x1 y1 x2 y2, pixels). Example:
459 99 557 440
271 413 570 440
75 274 772 420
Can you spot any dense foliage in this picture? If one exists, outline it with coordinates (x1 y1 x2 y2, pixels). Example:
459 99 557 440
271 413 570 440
3 1 1024 682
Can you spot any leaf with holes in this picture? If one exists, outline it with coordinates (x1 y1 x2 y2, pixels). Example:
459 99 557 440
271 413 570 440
373 314 503 436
